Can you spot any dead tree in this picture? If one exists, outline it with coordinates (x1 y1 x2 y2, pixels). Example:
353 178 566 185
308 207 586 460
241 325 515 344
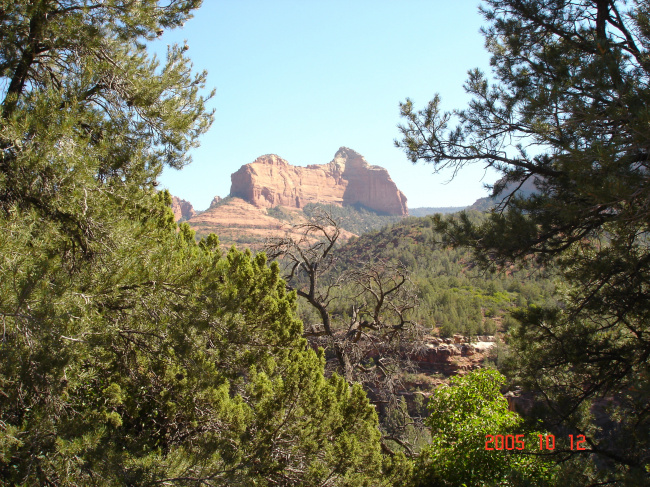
264 211 354 378
264 210 424 454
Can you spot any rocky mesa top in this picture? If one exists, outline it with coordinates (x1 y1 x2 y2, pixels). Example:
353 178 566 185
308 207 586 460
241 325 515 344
230 147 408 216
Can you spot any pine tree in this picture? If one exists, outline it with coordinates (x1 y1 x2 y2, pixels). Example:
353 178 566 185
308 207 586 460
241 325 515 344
398 0 650 483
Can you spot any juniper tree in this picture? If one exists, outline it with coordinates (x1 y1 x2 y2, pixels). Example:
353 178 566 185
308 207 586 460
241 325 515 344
0 2 409 484
1 0 213 250
397 0 650 484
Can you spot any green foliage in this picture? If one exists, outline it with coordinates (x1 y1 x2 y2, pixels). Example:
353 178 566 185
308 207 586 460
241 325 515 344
266 205 297 222
1 192 407 484
413 370 556 487
0 2 409 484
1 0 214 256
320 213 555 338
398 0 650 483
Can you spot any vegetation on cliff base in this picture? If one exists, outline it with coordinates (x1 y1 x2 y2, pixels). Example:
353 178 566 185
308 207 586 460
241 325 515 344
303 202 403 235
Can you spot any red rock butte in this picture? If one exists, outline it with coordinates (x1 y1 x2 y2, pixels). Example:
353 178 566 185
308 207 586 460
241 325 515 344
230 147 408 216
171 195 196 221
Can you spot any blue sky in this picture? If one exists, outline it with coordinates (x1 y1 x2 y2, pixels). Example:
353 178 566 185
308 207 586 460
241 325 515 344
153 0 499 210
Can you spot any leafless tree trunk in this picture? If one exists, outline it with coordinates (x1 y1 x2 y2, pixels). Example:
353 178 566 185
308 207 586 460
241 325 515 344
265 209 425 455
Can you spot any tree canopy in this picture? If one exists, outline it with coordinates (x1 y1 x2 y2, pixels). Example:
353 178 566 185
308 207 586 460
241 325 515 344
414 369 556 487
398 0 650 483
0 2 409 484
1 0 212 254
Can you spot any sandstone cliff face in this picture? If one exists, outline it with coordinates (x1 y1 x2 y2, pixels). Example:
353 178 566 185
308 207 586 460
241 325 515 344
338 148 408 216
230 148 408 216
171 196 195 221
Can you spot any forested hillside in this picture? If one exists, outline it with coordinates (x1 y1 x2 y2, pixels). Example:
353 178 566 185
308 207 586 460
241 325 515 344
303 203 404 235
294 211 557 339
263 205 565 484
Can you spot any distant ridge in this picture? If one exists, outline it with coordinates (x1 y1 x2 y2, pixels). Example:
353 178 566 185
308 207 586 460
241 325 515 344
409 206 466 217
469 176 541 211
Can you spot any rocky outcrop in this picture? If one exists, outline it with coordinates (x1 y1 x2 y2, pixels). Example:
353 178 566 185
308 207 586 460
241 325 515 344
208 195 222 209
411 336 496 374
470 175 542 211
230 148 408 216
338 148 408 216
171 196 195 222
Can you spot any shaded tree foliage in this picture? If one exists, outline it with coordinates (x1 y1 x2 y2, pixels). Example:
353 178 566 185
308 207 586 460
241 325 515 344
398 0 650 483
